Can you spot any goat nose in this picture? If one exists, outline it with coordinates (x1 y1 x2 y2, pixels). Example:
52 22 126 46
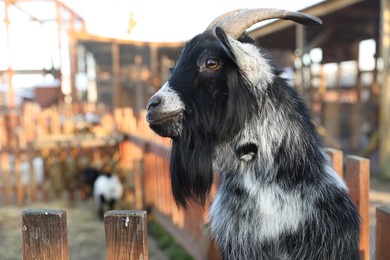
147 95 161 110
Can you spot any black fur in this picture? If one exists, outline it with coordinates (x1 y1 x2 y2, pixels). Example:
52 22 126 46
168 31 258 207
147 27 360 259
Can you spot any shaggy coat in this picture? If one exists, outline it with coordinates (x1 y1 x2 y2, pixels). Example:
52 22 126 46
146 27 360 259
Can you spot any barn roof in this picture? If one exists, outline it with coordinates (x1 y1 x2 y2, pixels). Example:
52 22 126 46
249 0 380 63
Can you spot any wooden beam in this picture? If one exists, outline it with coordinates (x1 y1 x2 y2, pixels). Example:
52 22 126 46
250 0 364 39
72 31 184 48
69 34 78 102
9 0 42 22
56 1 63 82
295 24 305 93
380 0 390 178
4 0 15 109
150 45 158 88
351 41 363 149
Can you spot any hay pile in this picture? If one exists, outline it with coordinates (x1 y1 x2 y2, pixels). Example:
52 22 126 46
0 199 167 260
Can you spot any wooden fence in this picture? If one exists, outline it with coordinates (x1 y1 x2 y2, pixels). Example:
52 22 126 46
1 103 390 259
116 110 390 259
0 102 125 206
115 108 390 260
22 209 148 260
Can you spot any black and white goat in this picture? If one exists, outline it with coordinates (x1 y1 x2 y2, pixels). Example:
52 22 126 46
146 8 360 260
82 167 124 220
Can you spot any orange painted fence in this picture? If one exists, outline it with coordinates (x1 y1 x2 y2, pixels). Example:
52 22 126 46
1 104 390 259
115 107 388 260
0 102 123 205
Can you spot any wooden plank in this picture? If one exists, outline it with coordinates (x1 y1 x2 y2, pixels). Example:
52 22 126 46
376 207 390 260
22 209 69 260
163 159 172 217
69 32 78 102
15 153 24 206
134 159 145 209
143 151 151 206
4 0 15 109
295 24 305 94
149 45 158 88
104 210 148 260
163 159 170 216
350 42 363 149
112 42 121 108
70 31 184 47
345 156 370 260
151 155 158 208
123 134 171 158
325 148 343 178
157 157 163 212
0 152 9 205
249 0 364 39
380 0 390 178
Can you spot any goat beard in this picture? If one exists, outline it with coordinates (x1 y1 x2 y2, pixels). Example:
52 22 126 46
168 72 259 208
170 126 215 208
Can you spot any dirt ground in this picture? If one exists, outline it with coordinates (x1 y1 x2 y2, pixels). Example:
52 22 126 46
0 179 389 260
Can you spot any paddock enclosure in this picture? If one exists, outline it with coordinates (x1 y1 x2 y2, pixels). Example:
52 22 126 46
0 102 389 260
1 0 390 259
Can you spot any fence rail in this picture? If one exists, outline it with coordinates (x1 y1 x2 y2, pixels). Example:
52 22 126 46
1 103 390 259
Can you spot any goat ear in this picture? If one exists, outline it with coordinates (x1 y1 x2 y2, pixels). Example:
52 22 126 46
215 27 237 62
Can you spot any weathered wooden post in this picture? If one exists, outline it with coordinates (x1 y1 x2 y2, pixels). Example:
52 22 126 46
104 210 148 260
376 207 390 260
345 156 370 260
22 209 69 260
380 0 390 178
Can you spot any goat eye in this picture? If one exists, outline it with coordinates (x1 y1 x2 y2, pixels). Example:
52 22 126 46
206 58 220 70
169 67 174 74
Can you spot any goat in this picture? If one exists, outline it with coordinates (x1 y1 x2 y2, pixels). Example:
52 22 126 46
146 8 360 260
81 167 124 219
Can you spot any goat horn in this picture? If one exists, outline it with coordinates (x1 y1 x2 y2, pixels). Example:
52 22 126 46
206 8 322 39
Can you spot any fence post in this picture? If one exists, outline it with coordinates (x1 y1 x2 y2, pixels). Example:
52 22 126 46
376 207 390 260
22 209 69 260
28 152 38 203
104 210 148 260
134 159 145 210
0 152 11 205
15 152 24 205
325 148 343 178
345 156 370 260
